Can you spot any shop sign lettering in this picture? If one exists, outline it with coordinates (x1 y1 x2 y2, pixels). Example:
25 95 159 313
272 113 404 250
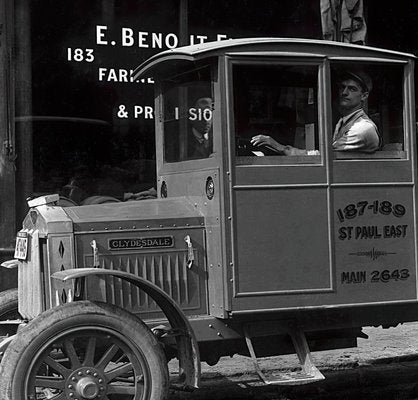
336 200 406 222
336 200 408 240
96 25 228 49
341 268 410 284
65 24 228 120
115 105 215 120
338 225 407 240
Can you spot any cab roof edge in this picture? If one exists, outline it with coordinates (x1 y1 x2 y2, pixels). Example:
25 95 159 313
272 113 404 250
131 37 416 81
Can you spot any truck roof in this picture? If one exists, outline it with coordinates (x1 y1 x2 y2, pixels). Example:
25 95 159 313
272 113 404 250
132 37 416 80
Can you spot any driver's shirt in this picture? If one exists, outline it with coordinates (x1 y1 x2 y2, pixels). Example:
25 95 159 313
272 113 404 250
333 109 380 152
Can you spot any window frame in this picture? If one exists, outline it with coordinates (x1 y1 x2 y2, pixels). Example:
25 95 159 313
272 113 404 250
159 62 221 171
328 57 410 161
227 56 327 168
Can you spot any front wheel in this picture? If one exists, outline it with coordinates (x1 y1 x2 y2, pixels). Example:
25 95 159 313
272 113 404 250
0 300 169 400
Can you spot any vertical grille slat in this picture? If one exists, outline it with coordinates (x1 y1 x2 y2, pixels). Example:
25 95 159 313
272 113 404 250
133 257 140 308
174 254 181 302
125 257 133 309
158 255 164 292
116 257 123 306
141 256 147 307
150 256 157 308
108 259 116 304
182 252 189 304
166 255 173 298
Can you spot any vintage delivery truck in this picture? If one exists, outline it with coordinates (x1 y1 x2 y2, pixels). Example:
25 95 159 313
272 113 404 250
0 38 416 399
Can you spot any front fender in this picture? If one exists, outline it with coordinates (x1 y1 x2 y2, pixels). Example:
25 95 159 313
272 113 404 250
0 319 22 359
52 267 200 389
0 335 16 360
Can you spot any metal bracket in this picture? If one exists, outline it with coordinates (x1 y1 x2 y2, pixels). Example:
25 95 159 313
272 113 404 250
184 235 194 268
243 325 325 385
90 240 100 267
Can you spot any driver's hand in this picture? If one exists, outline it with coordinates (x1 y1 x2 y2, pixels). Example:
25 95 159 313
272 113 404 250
250 135 286 153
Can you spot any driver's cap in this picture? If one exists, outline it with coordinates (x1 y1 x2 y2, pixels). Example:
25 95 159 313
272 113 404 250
342 70 373 93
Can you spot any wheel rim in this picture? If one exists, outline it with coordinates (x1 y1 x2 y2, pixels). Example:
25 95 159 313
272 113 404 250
23 327 151 400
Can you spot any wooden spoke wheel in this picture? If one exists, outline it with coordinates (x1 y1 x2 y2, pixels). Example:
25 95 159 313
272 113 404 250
0 301 169 400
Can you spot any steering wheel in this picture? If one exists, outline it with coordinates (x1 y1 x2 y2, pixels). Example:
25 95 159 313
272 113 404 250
236 137 283 156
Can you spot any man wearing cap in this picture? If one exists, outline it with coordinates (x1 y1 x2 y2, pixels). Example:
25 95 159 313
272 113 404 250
333 70 380 152
250 69 379 154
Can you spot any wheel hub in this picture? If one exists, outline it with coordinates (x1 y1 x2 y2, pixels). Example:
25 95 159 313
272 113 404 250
76 377 99 398
65 367 106 399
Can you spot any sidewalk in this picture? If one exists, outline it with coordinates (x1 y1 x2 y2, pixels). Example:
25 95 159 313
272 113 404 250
169 322 418 399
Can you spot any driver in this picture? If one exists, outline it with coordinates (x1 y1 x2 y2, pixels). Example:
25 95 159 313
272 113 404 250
250 70 379 155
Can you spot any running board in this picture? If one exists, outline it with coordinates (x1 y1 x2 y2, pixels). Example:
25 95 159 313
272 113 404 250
244 326 325 386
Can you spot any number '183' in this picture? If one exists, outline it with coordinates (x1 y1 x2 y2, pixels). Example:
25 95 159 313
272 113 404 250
67 48 95 63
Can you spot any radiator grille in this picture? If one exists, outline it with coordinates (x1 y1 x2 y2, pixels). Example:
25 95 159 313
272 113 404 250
84 249 206 317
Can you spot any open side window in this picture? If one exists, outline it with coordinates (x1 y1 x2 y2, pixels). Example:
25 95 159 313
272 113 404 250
330 62 405 159
232 62 321 165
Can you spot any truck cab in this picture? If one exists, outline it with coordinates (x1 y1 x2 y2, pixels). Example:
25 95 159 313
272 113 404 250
133 37 416 314
0 38 416 399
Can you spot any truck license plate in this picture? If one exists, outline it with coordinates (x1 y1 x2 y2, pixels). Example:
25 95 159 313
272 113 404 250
14 232 28 260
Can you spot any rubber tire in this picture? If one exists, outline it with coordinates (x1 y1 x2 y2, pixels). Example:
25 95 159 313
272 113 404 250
0 288 19 319
0 300 169 400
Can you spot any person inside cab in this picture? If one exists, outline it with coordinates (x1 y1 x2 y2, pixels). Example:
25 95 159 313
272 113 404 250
250 70 379 155
332 70 380 152
188 97 213 159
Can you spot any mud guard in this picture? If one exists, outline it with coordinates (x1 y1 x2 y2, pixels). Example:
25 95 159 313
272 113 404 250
0 320 22 358
0 335 16 358
52 267 201 389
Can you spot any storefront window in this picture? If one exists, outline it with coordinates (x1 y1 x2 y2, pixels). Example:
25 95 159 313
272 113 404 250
14 0 180 207
9 0 322 212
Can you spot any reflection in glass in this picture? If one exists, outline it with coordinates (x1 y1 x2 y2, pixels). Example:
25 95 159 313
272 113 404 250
163 66 214 163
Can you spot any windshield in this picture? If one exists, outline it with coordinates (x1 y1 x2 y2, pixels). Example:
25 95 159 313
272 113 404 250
162 66 214 163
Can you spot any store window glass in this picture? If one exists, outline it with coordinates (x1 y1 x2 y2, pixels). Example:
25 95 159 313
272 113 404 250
233 63 320 165
331 63 405 159
162 66 214 163
188 0 321 41
11 0 324 215
15 0 179 208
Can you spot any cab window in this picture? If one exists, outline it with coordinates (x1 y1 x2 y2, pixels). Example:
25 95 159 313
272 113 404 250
233 63 320 165
331 63 405 159
162 66 214 163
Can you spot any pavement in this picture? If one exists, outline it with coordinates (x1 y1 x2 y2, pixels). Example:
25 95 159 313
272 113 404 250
168 322 418 399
